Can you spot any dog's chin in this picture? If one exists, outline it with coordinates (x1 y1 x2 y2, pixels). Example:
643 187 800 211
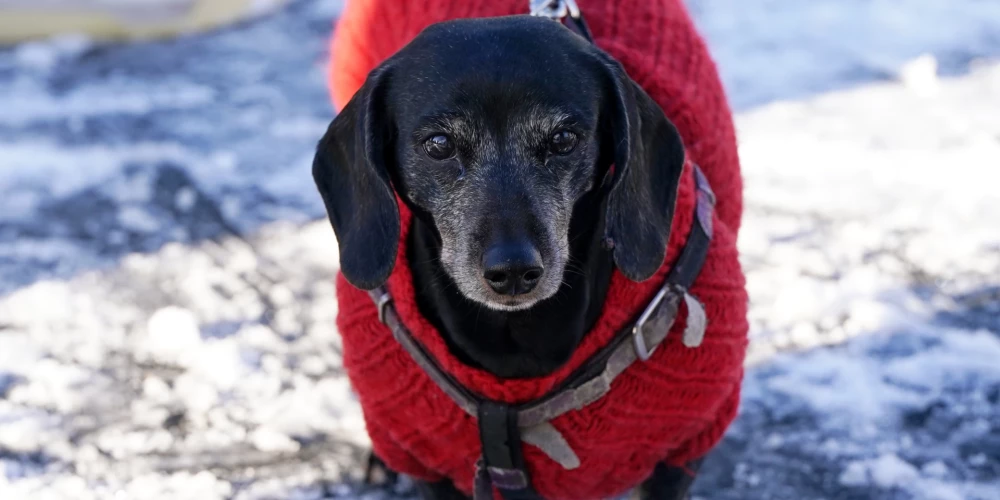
454 276 562 312
477 293 543 312
474 292 546 312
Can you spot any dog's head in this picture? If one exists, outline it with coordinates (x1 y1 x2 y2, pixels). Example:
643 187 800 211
314 16 685 311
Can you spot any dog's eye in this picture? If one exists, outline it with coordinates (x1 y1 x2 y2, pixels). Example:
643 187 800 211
423 134 456 160
548 130 578 155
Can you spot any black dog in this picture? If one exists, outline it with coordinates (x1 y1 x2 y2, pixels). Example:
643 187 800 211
314 16 692 499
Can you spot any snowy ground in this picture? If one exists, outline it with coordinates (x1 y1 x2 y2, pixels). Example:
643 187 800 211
1 0 999 499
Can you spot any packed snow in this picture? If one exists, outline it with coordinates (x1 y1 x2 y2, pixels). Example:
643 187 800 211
0 0 998 499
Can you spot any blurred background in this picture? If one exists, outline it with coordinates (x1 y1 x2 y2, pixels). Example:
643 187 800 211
0 0 997 499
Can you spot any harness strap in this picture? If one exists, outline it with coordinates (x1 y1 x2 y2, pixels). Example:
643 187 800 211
476 402 539 499
367 164 716 499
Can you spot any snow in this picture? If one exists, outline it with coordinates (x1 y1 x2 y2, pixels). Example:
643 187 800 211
840 454 969 500
870 454 922 489
690 0 1000 109
12 35 94 72
0 0 998 499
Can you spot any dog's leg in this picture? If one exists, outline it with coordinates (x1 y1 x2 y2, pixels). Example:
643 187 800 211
363 452 398 485
636 459 704 500
414 479 472 500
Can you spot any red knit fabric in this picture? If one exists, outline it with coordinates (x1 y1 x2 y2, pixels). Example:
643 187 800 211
329 1 748 499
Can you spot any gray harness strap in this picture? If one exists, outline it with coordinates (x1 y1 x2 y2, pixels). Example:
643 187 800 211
370 279 690 432
368 281 690 471
365 165 716 497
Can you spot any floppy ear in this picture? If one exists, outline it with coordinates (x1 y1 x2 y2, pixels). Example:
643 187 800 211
313 66 399 290
600 58 686 282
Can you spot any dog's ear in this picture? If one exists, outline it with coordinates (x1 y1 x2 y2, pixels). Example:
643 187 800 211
599 57 686 282
313 66 399 290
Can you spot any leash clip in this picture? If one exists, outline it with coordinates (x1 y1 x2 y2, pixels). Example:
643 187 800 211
529 0 594 43
529 0 581 21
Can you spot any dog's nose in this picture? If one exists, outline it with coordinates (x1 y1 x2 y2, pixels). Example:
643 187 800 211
482 243 544 296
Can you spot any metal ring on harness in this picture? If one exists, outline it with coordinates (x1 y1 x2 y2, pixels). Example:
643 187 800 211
632 284 679 361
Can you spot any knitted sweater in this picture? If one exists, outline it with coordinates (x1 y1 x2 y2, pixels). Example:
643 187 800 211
329 1 748 499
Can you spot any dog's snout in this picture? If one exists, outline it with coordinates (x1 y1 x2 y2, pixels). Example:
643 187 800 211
482 242 544 296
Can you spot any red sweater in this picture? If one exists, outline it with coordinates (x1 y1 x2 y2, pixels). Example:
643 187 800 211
330 1 748 498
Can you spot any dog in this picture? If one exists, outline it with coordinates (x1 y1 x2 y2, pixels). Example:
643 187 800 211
314 1 748 499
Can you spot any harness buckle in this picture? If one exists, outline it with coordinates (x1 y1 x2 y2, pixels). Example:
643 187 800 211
631 285 671 361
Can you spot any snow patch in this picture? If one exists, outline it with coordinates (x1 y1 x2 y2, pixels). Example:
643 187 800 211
870 454 921 489
251 427 301 453
0 81 216 125
12 35 93 72
145 306 203 363
841 455 969 500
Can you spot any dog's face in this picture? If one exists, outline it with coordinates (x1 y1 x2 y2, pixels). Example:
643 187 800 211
396 85 598 310
315 16 685 311
384 23 609 311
